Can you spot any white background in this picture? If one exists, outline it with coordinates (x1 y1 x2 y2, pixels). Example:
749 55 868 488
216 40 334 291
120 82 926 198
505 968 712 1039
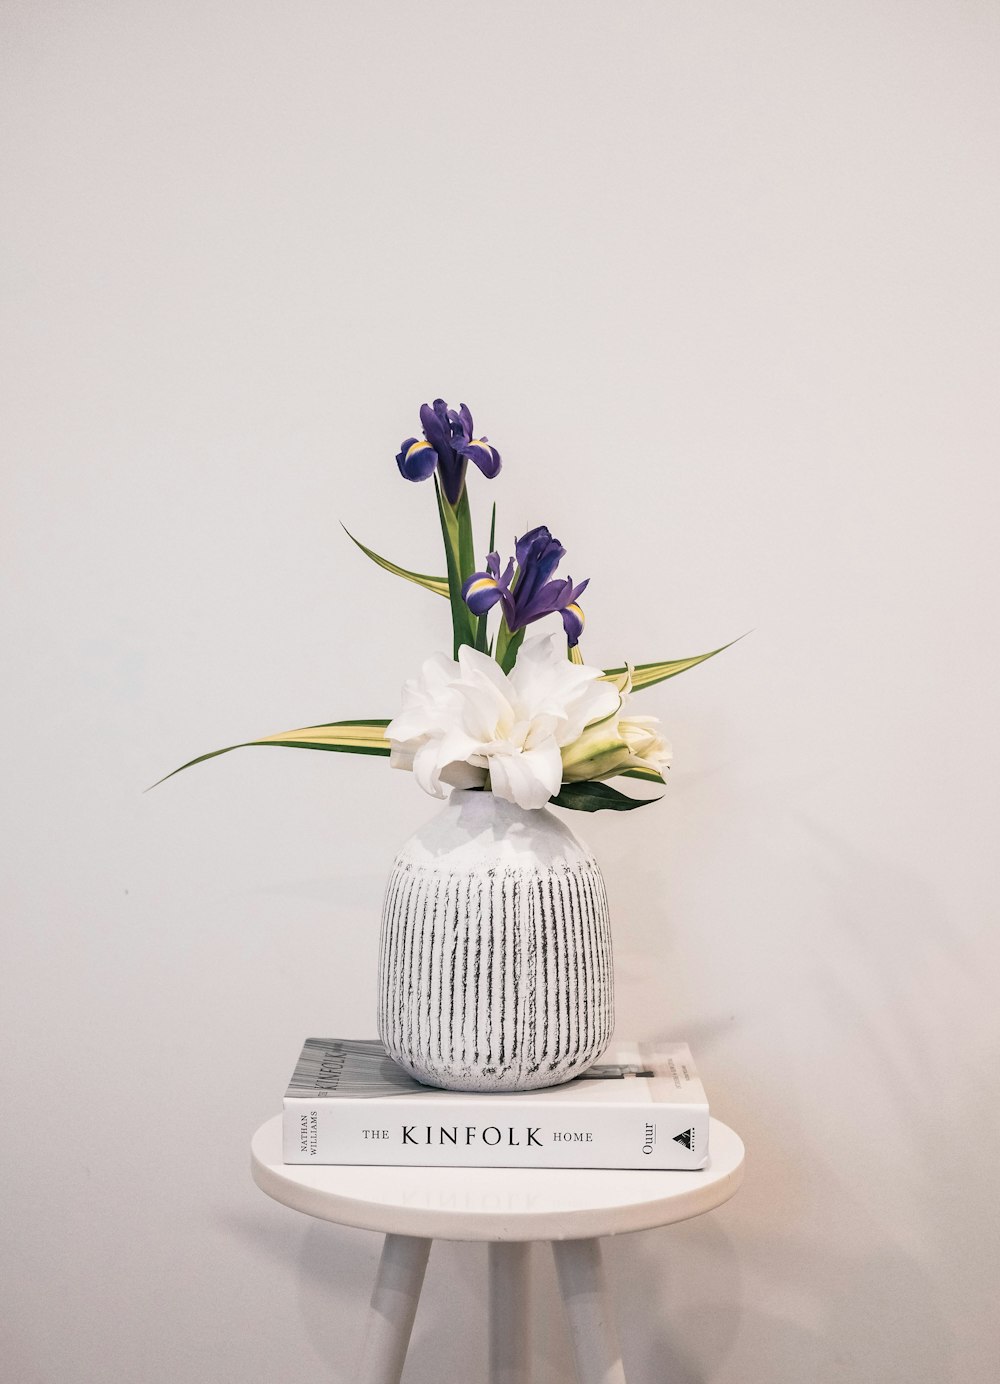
3 2 999 1380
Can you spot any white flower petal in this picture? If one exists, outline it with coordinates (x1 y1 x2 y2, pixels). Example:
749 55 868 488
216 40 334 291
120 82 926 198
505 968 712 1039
510 634 601 703
488 739 563 810
524 739 565 797
457 643 515 693
453 678 514 743
522 712 561 749
388 653 464 742
389 744 418 772
557 679 621 745
439 761 489 791
509 634 617 744
619 702 672 774
389 632 624 808
411 739 450 798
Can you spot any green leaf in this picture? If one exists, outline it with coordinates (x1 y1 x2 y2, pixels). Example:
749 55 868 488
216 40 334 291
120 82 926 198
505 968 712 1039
619 765 666 784
149 719 391 789
341 525 449 598
603 636 745 693
435 477 475 657
455 485 477 593
475 501 496 653
497 623 524 674
550 780 662 812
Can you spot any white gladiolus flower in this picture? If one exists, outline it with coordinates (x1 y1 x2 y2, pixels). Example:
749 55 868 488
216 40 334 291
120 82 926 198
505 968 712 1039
387 633 621 810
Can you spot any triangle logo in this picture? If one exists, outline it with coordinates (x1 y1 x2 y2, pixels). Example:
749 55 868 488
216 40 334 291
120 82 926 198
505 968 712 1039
673 1128 695 1150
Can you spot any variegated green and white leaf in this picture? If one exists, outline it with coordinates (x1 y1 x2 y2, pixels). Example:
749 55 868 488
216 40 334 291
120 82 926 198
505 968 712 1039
603 637 742 693
342 525 449 598
619 765 666 784
150 719 391 788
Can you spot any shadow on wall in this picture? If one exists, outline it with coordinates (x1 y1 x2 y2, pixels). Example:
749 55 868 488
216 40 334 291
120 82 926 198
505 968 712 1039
610 1205 952 1384
218 1204 493 1380
296 1226 491 1381
609 1217 743 1384
288 1225 608 1384
590 796 965 1381
216 1206 372 1377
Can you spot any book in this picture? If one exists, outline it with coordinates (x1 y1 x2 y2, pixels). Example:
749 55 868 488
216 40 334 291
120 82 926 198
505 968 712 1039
282 1037 709 1170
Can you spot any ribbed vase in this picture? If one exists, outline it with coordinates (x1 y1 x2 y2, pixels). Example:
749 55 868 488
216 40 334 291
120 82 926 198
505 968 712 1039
377 789 613 1092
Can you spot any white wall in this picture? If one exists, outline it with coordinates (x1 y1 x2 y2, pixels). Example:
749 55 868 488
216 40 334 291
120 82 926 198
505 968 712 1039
3 2 998 1380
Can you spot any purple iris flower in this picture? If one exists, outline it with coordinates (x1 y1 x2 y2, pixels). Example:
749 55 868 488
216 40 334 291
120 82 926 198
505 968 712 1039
462 525 589 647
395 399 501 506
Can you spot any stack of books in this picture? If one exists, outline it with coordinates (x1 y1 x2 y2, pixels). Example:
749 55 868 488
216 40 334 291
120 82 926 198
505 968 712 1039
282 1037 710 1171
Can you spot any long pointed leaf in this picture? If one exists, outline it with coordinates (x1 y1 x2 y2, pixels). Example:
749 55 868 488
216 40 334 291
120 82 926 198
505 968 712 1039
149 719 391 789
434 476 475 656
455 486 478 650
456 486 476 591
603 636 745 693
475 501 496 653
341 525 448 598
551 780 662 812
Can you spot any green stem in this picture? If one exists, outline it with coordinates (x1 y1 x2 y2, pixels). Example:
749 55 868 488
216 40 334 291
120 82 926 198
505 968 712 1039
496 620 524 674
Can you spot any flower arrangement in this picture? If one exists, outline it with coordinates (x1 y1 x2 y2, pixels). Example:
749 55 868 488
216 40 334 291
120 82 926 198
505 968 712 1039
160 399 729 810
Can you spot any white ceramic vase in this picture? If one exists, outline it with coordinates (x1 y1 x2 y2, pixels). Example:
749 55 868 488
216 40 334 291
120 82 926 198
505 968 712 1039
377 788 614 1092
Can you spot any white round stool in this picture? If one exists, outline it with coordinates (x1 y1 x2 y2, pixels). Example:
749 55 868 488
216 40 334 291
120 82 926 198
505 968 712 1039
251 1115 744 1384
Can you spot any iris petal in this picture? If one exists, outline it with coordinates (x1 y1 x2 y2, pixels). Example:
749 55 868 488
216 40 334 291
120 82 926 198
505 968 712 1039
460 440 502 480
516 576 574 626
560 603 585 647
462 573 506 616
513 528 565 608
515 525 552 568
394 436 418 477
397 439 439 482
420 402 453 460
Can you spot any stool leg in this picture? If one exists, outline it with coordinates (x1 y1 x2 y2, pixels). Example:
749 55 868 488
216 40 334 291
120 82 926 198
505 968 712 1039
552 1238 626 1384
489 1241 531 1384
358 1233 431 1384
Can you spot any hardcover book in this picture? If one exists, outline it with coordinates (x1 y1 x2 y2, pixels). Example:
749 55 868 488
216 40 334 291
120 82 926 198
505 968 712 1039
282 1038 710 1170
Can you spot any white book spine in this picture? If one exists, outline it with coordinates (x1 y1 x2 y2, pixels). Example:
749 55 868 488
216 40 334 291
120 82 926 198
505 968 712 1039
282 1096 708 1170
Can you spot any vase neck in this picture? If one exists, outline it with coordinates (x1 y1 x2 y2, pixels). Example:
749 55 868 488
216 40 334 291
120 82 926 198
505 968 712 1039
447 788 537 825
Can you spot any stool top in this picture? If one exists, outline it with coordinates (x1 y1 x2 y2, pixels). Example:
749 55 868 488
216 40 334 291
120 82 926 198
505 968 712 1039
250 1115 744 1242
